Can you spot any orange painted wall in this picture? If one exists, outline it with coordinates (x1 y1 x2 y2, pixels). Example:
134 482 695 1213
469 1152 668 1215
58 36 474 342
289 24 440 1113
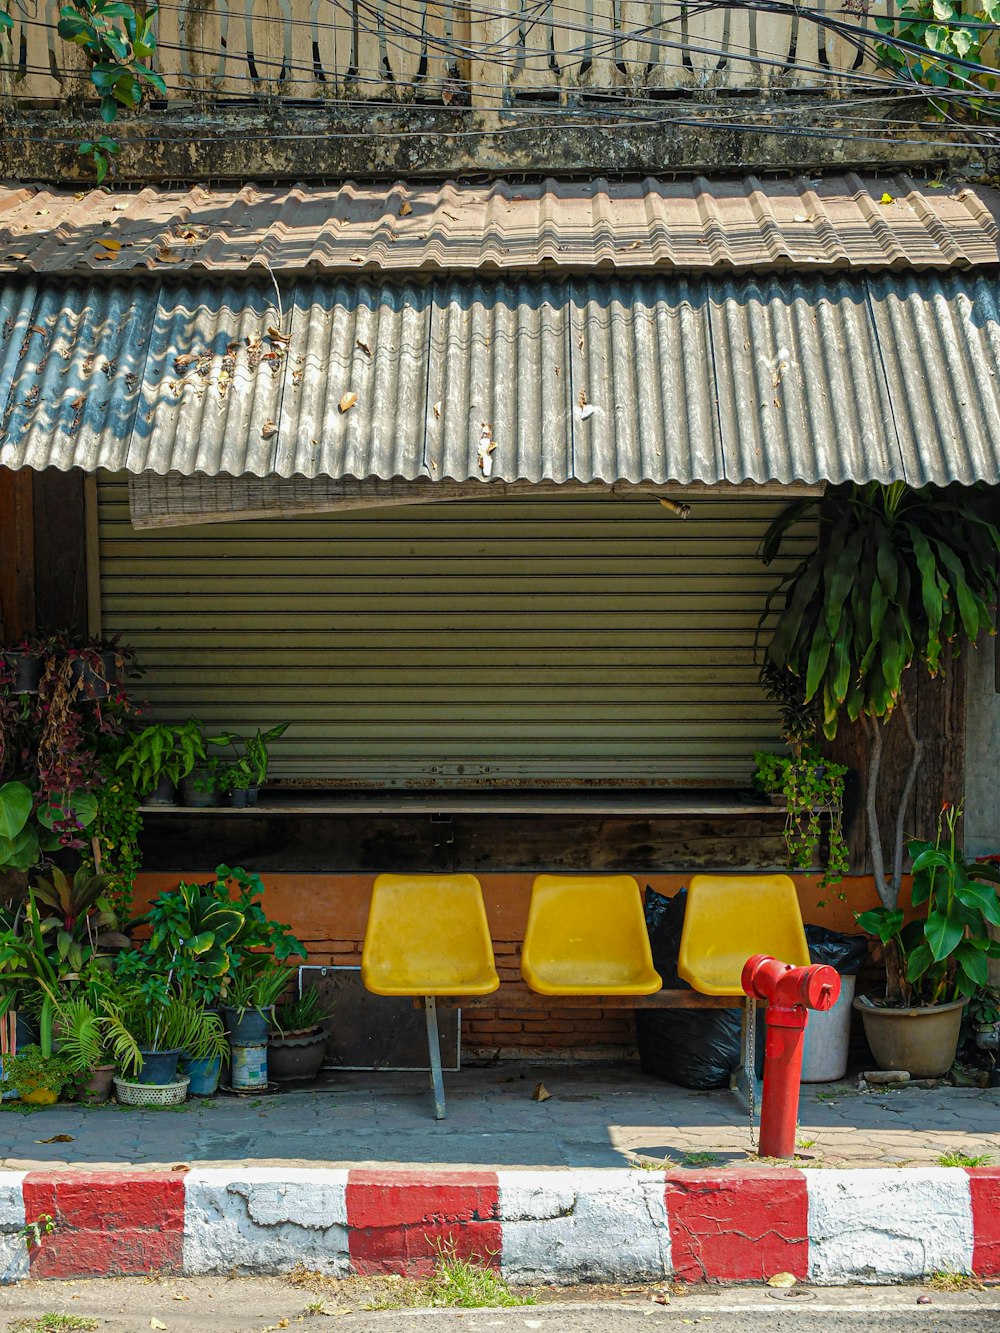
132 870 898 1055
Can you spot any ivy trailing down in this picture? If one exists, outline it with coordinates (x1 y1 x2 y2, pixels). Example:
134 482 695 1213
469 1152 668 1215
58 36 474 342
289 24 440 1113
875 1 1000 114
56 0 166 181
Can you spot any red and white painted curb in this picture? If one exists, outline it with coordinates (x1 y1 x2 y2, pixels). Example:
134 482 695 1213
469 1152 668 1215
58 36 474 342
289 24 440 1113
2 1167 999 1285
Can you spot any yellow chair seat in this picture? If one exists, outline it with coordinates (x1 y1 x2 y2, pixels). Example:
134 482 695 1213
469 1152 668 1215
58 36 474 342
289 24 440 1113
361 873 500 997
677 873 809 995
521 874 662 996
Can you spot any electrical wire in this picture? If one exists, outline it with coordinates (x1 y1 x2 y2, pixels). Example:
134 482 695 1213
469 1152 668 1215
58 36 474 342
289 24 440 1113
7 0 1000 148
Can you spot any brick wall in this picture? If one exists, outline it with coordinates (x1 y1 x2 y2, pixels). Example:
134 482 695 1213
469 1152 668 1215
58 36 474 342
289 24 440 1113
132 871 892 1059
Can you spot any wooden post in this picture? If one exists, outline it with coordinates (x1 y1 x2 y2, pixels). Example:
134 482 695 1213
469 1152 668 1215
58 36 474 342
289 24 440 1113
0 466 36 641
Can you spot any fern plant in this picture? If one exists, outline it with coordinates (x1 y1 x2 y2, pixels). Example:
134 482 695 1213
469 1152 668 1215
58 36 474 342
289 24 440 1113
51 995 108 1071
102 989 228 1078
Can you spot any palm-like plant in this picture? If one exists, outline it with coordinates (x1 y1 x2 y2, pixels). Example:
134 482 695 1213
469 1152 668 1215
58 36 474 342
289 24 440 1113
760 483 1000 996
102 987 228 1079
51 994 108 1072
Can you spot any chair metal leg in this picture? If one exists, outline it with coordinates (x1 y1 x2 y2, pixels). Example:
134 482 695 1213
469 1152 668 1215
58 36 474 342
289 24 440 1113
425 996 446 1120
730 998 762 1119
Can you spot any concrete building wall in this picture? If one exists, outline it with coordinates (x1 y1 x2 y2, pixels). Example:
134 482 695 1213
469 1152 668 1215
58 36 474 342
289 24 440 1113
964 640 1000 859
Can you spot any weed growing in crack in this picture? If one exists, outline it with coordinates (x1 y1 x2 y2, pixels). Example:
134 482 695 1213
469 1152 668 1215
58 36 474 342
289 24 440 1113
9 1316 99 1333
364 1243 534 1311
937 1150 993 1168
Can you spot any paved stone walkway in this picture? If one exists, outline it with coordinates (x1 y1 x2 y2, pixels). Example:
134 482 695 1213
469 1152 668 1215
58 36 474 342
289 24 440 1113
1 1063 997 1172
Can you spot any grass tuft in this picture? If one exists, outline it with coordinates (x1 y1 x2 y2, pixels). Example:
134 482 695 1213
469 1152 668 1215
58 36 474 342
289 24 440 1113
937 1150 993 1168
9 1316 100 1333
928 1270 985 1292
363 1245 534 1311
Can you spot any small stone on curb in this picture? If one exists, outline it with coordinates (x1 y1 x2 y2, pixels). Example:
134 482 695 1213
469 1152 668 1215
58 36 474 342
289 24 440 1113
863 1070 910 1086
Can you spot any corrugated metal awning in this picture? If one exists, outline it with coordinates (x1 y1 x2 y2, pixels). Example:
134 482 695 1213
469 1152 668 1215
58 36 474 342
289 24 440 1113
4 270 1000 487
3 174 999 277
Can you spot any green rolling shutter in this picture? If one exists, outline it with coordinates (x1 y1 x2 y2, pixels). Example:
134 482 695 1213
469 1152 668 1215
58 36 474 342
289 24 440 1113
97 478 807 787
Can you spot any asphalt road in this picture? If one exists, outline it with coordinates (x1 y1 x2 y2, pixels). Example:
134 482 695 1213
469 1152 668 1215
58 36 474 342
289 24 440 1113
2 1279 999 1333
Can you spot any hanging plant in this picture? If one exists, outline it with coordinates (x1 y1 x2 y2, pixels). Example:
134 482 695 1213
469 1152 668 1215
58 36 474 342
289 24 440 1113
752 746 849 898
57 0 166 182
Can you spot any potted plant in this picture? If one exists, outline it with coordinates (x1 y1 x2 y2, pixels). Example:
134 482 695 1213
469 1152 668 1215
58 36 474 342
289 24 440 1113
753 661 849 895
0 1043 75 1105
760 483 1000 1019
51 993 117 1103
218 757 255 809
968 986 1000 1058
115 718 207 805
179 756 223 808
268 987 331 1082
1 640 44 694
32 865 126 971
223 960 292 1045
67 637 136 702
854 803 1000 1076
207 724 288 806
104 985 228 1105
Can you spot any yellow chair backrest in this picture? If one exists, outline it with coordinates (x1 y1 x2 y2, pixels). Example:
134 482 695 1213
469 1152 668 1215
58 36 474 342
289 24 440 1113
521 874 662 996
361 873 500 997
677 873 809 996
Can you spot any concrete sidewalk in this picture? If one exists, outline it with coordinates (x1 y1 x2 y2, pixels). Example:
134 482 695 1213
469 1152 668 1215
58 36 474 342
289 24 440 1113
1 1063 997 1172
1 1064 999 1288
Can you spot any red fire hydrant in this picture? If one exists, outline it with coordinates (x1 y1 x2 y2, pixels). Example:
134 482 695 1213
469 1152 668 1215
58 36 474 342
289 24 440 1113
741 954 841 1160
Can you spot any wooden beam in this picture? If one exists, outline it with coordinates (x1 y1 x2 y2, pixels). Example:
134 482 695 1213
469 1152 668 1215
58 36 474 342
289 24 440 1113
423 985 741 1011
0 467 35 641
31 469 89 636
128 472 825 530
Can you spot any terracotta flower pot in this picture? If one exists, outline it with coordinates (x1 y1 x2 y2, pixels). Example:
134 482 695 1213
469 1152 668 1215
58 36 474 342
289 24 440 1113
74 1064 116 1104
854 995 966 1078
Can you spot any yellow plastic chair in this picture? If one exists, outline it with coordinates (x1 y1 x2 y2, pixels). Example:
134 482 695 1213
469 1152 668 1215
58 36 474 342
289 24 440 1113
361 873 499 1119
677 873 809 1109
521 874 662 996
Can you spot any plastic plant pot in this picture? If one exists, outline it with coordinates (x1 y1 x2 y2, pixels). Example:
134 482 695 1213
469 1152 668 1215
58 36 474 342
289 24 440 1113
180 1054 222 1097
135 1048 183 1085
222 1006 271 1045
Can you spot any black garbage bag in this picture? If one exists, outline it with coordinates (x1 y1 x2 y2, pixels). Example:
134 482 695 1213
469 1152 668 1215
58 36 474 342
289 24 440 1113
636 886 749 1090
804 925 868 975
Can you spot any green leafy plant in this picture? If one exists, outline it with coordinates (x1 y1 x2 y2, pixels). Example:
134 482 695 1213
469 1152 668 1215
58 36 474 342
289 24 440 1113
875 1 999 113
190 758 223 796
0 895 66 1055
32 865 121 974
752 750 787 796
114 719 206 796
16 1213 57 1253
207 724 288 789
752 749 849 897
0 1044 75 1098
87 759 143 920
271 987 332 1036
102 988 228 1077
760 483 1000 949
227 960 292 1016
50 994 109 1072
857 803 1000 1006
967 986 1000 1026
118 865 305 1006
757 659 820 756
56 0 167 182
0 780 40 875
217 757 255 797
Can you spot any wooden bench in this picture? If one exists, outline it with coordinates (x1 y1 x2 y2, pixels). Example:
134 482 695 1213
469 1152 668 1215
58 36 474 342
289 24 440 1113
426 984 741 1011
